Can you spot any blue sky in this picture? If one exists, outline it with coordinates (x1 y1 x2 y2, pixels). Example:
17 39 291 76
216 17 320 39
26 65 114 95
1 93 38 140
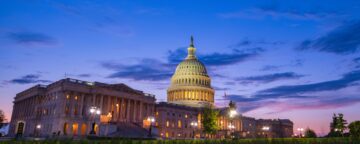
1 0 360 135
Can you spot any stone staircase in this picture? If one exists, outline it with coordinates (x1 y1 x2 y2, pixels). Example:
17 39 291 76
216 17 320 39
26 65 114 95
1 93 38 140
107 122 150 138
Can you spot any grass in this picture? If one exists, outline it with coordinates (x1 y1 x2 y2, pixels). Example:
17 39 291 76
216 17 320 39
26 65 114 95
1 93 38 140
0 138 359 144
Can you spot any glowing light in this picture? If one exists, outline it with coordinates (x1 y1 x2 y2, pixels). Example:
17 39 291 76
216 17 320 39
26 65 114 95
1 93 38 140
229 109 238 118
262 126 270 131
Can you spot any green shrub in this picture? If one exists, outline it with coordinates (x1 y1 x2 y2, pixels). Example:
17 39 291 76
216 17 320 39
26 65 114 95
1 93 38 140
1 138 360 144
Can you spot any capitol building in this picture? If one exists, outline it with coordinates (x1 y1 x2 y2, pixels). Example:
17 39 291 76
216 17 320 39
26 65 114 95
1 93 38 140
8 37 293 139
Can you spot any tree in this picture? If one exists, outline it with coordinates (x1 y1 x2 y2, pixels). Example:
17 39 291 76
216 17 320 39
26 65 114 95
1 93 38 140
0 110 6 128
336 113 348 134
304 128 317 138
348 121 360 138
202 106 219 136
328 113 347 137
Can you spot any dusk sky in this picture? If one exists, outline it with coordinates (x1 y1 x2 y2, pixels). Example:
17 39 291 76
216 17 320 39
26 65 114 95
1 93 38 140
1 0 360 136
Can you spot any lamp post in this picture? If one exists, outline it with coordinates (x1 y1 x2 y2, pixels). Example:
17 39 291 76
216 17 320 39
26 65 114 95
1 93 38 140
228 109 237 139
190 121 198 139
262 126 270 138
147 116 155 137
297 128 304 138
36 124 41 137
228 123 235 138
89 106 101 135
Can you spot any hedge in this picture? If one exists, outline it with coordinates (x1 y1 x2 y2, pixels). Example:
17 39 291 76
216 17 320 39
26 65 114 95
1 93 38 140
0 138 359 144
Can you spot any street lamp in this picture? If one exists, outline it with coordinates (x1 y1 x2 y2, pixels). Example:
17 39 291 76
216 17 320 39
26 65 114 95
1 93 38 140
297 128 304 138
229 109 237 118
147 116 155 137
36 124 41 137
228 123 235 138
190 121 198 139
89 106 101 135
262 126 270 138
228 109 237 139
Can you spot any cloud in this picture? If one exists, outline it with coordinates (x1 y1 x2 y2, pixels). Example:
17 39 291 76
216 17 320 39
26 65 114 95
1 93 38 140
238 72 305 84
9 74 51 84
218 6 339 20
223 70 360 113
213 86 230 91
67 73 92 78
259 59 303 71
259 65 280 71
257 70 360 97
354 57 360 68
102 59 173 81
275 96 360 112
102 47 264 82
226 93 360 113
7 31 56 46
167 47 264 66
228 39 284 48
298 21 360 54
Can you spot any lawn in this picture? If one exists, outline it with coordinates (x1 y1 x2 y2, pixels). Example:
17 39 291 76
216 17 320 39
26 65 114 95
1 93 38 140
0 138 359 144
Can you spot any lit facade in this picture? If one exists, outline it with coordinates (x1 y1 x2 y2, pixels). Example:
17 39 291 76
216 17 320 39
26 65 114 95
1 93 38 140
167 36 214 107
9 79 155 137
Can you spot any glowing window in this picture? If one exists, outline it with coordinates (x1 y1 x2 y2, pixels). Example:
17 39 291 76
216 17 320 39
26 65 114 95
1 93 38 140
178 120 182 128
166 121 169 127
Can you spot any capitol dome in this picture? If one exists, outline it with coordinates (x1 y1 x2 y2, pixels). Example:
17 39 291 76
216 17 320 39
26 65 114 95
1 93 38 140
167 36 214 107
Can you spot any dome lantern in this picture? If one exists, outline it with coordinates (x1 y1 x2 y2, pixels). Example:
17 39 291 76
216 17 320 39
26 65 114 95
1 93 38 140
186 36 196 60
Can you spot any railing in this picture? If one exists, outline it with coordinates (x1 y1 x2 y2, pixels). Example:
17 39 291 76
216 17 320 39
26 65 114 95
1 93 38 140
67 78 94 86
144 93 156 98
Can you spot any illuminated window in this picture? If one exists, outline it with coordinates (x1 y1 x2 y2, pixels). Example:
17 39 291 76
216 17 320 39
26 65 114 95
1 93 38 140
178 120 182 128
74 108 78 115
66 95 70 99
165 132 169 138
166 121 169 127
185 114 188 118
74 96 78 100
65 106 69 115
156 111 159 116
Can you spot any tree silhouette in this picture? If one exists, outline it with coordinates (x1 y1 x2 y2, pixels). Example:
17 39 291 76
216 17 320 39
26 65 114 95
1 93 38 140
328 113 347 137
348 121 360 138
304 128 317 138
0 109 6 128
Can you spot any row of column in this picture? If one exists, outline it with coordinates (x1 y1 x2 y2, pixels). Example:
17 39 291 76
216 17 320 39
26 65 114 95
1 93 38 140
173 78 210 86
64 92 154 123
168 90 214 102
12 95 38 120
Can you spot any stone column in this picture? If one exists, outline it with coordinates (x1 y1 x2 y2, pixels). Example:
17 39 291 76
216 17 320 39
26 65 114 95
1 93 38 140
100 95 104 114
119 98 124 121
79 93 85 116
126 99 131 122
106 96 111 115
139 101 143 122
133 100 137 122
